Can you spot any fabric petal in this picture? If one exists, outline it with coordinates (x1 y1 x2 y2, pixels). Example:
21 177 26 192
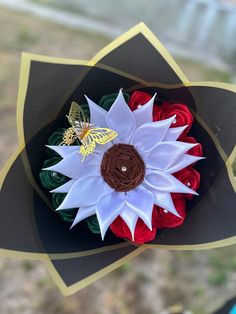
165 155 205 174
106 90 136 143
133 93 156 127
144 170 198 195
144 141 198 170
151 190 181 217
46 145 80 158
43 151 101 179
50 179 77 193
85 95 108 127
94 141 113 154
131 115 176 152
119 205 139 241
125 187 154 230
56 177 112 209
163 125 188 141
70 206 96 228
96 191 125 239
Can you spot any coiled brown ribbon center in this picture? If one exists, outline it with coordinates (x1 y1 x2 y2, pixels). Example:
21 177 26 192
101 144 145 192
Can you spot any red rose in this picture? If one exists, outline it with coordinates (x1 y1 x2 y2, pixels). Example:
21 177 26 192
110 208 158 244
174 167 200 200
154 196 186 229
153 104 161 121
128 91 152 111
153 101 193 137
153 100 170 121
180 136 203 157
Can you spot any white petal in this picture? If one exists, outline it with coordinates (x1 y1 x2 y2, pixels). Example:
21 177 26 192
125 187 154 230
106 90 136 143
166 155 205 174
46 145 79 158
163 125 188 141
151 190 181 217
120 205 138 241
133 94 156 127
43 150 101 179
94 141 113 154
50 179 77 193
96 191 125 240
57 177 112 209
145 141 198 170
144 170 197 195
70 206 96 229
85 95 108 127
131 115 176 152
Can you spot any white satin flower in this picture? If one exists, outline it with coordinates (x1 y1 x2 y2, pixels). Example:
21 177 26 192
44 90 204 240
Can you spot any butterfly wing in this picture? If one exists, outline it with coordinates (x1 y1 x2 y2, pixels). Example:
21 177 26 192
79 128 117 160
90 128 118 145
67 102 89 127
79 133 96 160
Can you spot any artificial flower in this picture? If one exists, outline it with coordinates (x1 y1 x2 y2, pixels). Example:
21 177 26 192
99 92 130 111
110 209 159 244
39 157 68 190
155 196 186 229
44 90 203 241
128 91 152 111
174 167 201 200
154 101 193 137
180 136 203 157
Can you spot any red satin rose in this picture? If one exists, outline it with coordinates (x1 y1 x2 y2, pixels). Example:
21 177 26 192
153 104 161 120
110 208 158 244
154 196 186 229
153 101 193 137
174 167 200 200
180 136 203 157
128 91 152 111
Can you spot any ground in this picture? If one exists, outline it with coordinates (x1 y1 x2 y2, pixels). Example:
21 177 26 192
0 7 235 314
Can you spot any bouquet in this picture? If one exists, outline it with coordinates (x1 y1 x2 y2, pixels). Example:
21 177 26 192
0 23 235 295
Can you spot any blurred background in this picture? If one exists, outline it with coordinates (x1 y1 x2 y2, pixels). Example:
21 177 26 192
0 0 236 313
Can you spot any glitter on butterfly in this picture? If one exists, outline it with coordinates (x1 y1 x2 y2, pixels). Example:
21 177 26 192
61 101 118 160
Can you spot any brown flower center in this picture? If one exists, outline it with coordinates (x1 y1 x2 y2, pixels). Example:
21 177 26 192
101 144 145 192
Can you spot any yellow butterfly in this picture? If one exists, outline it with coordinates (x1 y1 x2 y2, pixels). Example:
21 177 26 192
61 102 118 160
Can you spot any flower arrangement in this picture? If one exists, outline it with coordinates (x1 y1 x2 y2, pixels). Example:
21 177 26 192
0 23 235 295
39 90 204 244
